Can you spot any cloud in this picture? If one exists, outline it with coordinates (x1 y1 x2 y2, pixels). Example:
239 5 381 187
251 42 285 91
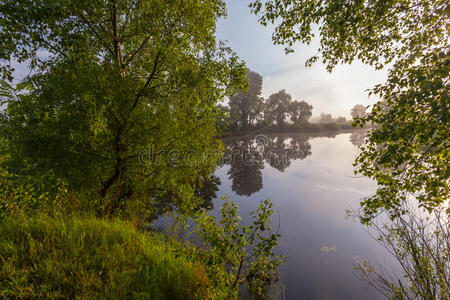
217 0 388 118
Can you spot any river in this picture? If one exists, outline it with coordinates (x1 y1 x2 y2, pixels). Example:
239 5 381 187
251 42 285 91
209 131 395 299
154 130 397 299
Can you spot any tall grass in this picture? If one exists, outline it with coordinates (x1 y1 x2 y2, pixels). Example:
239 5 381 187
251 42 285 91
0 213 215 299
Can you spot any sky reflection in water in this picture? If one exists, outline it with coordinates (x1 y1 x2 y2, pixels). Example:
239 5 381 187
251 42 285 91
212 131 395 300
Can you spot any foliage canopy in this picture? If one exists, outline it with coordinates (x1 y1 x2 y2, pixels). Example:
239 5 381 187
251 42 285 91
0 0 246 216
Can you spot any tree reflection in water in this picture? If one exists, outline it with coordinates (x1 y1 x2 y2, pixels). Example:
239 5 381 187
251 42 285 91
194 173 221 210
226 138 264 196
152 131 363 217
349 130 368 147
221 134 312 196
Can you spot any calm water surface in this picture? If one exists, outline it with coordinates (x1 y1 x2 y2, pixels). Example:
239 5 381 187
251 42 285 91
210 131 394 300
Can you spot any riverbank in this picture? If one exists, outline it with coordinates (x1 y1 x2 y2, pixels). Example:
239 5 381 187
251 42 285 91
219 122 367 139
0 213 230 299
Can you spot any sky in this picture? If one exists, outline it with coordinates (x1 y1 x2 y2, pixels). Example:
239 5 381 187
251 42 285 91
216 0 388 119
10 0 387 119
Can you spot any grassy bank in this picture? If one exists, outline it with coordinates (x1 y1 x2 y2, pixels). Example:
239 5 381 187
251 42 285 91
0 213 225 299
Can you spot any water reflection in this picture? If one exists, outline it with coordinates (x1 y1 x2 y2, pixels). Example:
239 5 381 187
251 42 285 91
221 133 314 196
154 130 389 299
349 130 367 146
196 130 367 204
147 172 221 220
194 173 221 210
224 138 265 196
210 131 391 300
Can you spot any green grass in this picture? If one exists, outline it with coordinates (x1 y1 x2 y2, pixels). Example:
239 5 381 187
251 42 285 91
0 213 215 299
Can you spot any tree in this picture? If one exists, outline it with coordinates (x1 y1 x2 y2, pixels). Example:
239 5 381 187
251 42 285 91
215 103 231 132
0 0 246 216
351 104 367 120
289 100 312 125
319 113 333 123
229 69 264 129
336 116 347 123
250 0 449 220
265 89 291 126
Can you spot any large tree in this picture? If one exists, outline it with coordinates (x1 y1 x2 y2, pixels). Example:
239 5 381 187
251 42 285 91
250 0 449 220
265 90 312 127
0 0 246 215
289 100 312 125
265 89 292 126
229 68 264 129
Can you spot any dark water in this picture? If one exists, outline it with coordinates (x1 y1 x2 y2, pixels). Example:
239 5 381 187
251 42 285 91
209 131 393 300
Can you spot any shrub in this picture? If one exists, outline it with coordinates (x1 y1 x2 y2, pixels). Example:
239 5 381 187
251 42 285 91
195 197 286 297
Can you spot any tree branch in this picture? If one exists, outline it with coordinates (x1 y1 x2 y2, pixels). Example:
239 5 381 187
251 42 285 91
123 34 152 67
79 13 115 59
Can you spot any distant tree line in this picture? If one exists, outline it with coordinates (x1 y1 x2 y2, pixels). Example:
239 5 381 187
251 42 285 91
218 69 312 131
218 69 367 134
312 104 367 124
